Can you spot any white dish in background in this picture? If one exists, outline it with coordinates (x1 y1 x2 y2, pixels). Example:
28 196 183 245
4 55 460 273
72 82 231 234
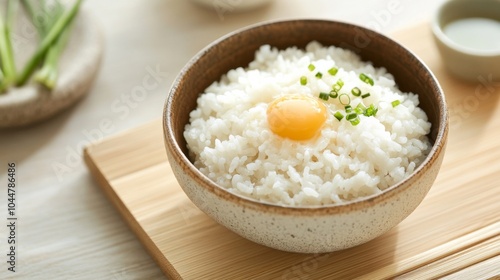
0 8 103 129
443 17 500 52
190 0 273 13
432 0 500 81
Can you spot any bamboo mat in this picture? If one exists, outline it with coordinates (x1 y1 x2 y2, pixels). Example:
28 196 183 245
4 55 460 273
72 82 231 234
84 23 500 279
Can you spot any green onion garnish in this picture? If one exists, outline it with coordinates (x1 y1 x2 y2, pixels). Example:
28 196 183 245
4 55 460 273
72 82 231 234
351 87 361 97
328 67 338 76
364 104 378 117
339 93 350 105
345 105 353 113
333 111 344 121
334 111 344 121
332 84 341 92
308 64 315 71
318 92 329 101
346 112 358 121
332 80 344 92
391 100 401 107
300 76 307 85
359 73 374 86
350 117 361 126
361 93 371 99
346 112 361 126
315 72 323 79
355 103 366 115
329 90 338 98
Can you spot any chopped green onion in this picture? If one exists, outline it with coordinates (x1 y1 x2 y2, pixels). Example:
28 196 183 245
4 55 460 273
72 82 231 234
332 84 341 92
345 105 352 113
355 103 366 115
359 73 374 86
351 87 361 97
391 100 401 107
364 104 378 117
346 112 361 126
308 64 315 71
337 79 344 87
350 117 361 126
346 112 358 121
339 93 350 105
328 67 338 76
315 72 323 79
361 93 371 99
334 111 344 121
329 90 338 98
318 92 329 101
300 76 307 85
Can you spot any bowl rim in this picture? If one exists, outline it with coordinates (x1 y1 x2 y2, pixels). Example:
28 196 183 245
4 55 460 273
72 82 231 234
164 18 449 215
431 0 500 57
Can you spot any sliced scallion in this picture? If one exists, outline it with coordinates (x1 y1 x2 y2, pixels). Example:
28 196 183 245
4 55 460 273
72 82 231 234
332 84 341 92
345 105 352 113
391 100 401 107
308 64 315 71
334 111 344 121
329 90 338 98
339 93 350 105
300 76 307 85
355 103 366 115
359 73 374 86
364 104 378 117
328 67 338 76
346 112 358 121
315 72 323 79
350 117 361 126
361 93 371 99
318 92 329 101
351 87 361 97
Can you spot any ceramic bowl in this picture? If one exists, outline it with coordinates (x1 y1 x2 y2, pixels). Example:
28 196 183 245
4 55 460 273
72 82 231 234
164 19 448 253
432 0 500 81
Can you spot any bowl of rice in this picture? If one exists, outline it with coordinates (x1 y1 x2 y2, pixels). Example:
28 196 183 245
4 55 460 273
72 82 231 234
164 19 448 253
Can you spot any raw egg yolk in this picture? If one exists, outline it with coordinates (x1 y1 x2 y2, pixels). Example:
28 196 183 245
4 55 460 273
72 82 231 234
267 94 327 141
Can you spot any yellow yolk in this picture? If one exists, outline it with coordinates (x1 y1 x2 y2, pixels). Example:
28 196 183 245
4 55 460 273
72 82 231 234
267 94 327 141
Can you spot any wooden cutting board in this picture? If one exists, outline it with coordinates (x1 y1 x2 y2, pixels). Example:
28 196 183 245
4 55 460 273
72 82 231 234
83 23 500 279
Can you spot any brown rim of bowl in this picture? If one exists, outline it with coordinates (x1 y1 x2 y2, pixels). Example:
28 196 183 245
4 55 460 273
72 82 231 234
164 19 449 215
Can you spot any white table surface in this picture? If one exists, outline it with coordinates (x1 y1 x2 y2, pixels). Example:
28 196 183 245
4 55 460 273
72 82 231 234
1 0 444 279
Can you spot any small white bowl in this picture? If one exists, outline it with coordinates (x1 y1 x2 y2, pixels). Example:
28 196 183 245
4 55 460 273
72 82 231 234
432 0 500 81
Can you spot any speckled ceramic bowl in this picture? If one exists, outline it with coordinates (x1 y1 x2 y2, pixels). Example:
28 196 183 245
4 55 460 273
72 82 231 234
164 19 448 253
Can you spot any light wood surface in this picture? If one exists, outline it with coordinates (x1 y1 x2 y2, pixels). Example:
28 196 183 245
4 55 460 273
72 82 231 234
84 23 500 279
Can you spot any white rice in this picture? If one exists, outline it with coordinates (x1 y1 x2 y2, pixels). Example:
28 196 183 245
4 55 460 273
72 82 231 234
184 41 431 206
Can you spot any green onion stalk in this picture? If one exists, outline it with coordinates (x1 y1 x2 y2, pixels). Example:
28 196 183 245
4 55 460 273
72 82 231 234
17 0 83 87
34 23 71 89
0 66 5 93
20 0 40 34
0 0 18 91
